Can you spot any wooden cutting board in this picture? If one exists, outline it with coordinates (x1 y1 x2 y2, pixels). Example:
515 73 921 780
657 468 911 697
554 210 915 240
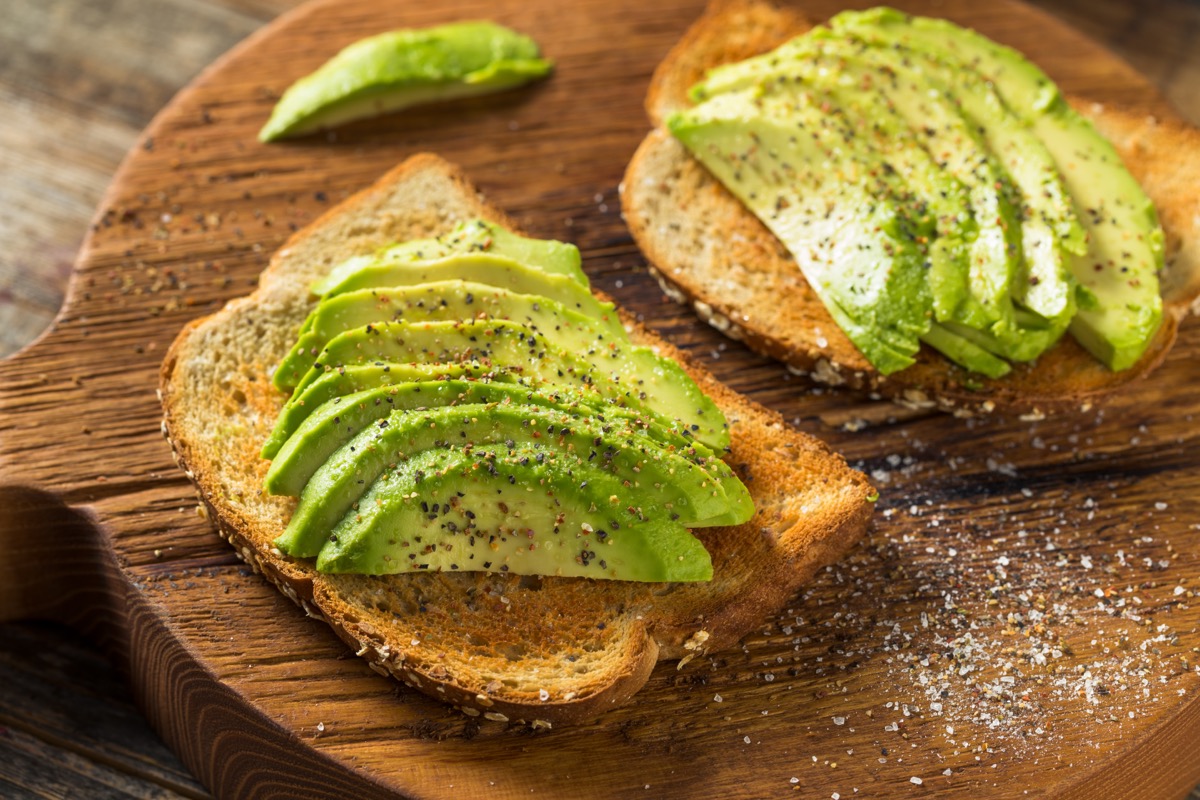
1 0 1198 797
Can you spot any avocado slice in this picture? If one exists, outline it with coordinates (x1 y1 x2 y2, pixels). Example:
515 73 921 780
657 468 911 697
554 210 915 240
314 219 588 293
831 8 1163 370
260 361 517 459
314 253 613 323
668 88 933 374
694 35 1022 340
266 379 744 501
683 23 1084 371
277 402 747 559
744 27 1082 329
314 443 714 582
274 281 627 389
293 319 730 450
258 22 552 142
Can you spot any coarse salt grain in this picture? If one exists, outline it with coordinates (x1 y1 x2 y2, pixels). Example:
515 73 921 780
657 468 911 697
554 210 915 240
744 735 751 744
714 693 723 703
833 716 846 725
911 777 923 785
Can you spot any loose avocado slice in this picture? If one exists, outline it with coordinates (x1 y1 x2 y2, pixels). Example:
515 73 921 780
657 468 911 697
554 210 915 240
314 443 714 582
266 379 744 501
831 10 1163 369
274 281 627 389
314 219 588 293
260 361 518 459
258 22 552 142
277 403 746 559
293 319 730 450
668 88 933 374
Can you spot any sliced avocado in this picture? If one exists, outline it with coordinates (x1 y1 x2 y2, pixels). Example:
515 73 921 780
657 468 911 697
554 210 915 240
274 281 627 389
258 22 552 142
920 324 1010 379
314 444 714 582
314 219 588 293
314 253 614 323
769 78 980 330
831 9 1163 369
695 34 1022 338
261 361 517 459
688 22 1085 369
296 319 729 450
277 403 747 559
842 37 1081 330
262 222 747 583
668 88 933 374
266 379 745 502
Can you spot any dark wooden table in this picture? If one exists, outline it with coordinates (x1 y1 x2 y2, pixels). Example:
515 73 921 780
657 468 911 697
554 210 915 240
1 0 1198 796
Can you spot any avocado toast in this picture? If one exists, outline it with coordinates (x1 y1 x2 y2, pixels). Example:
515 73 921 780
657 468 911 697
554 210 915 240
159 154 875 725
622 0 1200 415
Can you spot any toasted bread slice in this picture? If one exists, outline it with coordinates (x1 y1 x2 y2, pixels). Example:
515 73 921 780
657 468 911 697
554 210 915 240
160 153 874 726
622 0 1200 415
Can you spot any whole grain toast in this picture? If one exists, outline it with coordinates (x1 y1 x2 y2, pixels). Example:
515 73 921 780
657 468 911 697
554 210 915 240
621 0 1200 416
159 153 875 726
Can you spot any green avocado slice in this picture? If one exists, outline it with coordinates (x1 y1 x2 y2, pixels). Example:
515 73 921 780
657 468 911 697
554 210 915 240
258 22 552 142
274 281 627 389
260 361 517 459
688 26 1083 370
265 380 749 515
313 219 589 292
831 8 1163 369
313 443 714 582
668 89 933 374
313 253 614 323
695 35 1022 341
920 324 1011 379
277 403 746 559
295 319 730 450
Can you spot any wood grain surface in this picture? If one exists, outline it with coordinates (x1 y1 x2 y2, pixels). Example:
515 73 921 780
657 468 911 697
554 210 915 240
1 0 1199 798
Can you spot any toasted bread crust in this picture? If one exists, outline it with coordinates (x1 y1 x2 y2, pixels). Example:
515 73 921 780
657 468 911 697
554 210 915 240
160 154 875 725
622 0 1200 416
